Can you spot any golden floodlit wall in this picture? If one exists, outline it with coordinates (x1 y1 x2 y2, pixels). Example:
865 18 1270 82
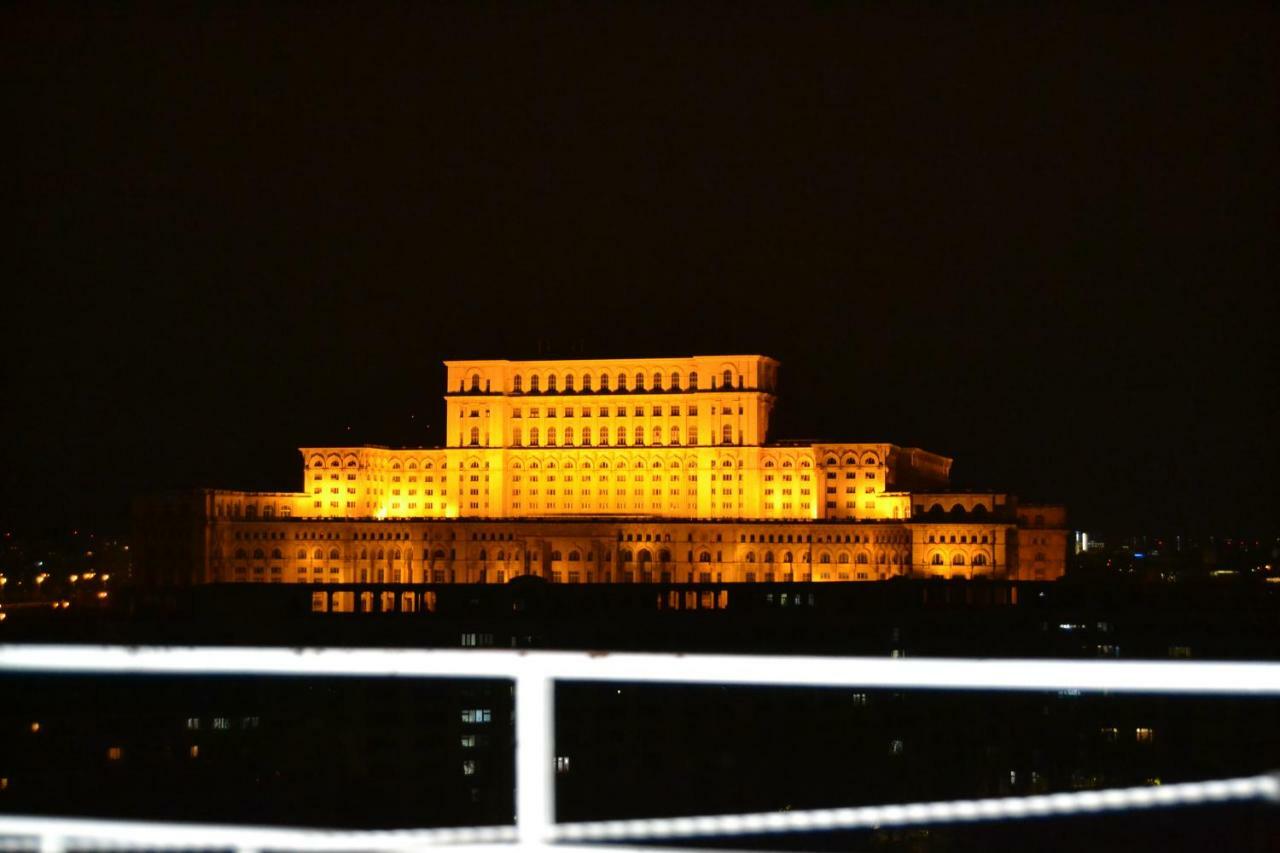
137 355 1066 586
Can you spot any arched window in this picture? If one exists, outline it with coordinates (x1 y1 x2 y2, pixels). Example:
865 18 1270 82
582 373 592 391
329 548 340 560
496 550 506 561
547 375 557 392
634 372 644 390
513 375 523 392
819 553 831 564
617 373 627 390
550 550 562 562
670 371 681 390
529 427 539 446
698 551 711 563
313 548 323 559
952 554 966 566
689 371 698 390
745 552 756 563
782 551 793 563
530 375 540 392
670 426 680 445
600 373 610 391
722 424 733 444
297 549 307 559
838 553 850 564
582 429 592 446
763 551 774 563
547 427 557 446
856 553 869 565
599 426 609 445
638 549 651 564
469 426 480 446
617 426 627 445
564 374 574 391
652 371 663 390
635 426 645 445
235 548 247 559
973 554 988 566
375 548 385 560
478 549 487 561
658 549 671 562
620 549 632 563
652 426 662 444
722 369 733 387
512 426 522 446
470 375 480 391
564 427 574 446
931 553 944 566
568 550 580 561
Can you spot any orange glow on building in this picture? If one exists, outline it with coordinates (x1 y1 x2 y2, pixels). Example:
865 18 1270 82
135 355 1068 586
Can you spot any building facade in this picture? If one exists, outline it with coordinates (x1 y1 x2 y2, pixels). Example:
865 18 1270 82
134 355 1068 587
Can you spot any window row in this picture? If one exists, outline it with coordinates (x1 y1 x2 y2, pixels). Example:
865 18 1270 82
500 425 740 446
506 369 740 394
928 553 990 566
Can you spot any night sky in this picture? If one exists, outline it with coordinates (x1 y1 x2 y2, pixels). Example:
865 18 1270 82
6 3 1277 537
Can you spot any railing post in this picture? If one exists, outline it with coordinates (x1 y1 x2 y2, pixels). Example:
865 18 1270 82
515 670 555 848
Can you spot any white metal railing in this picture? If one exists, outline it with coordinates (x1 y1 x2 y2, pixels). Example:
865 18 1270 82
0 645 1278 852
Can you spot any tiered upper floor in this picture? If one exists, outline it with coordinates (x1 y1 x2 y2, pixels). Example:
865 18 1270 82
205 355 954 524
443 355 779 450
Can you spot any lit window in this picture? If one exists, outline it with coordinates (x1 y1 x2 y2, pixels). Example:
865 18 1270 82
1136 727 1154 743
107 746 123 761
462 760 477 775
556 756 571 774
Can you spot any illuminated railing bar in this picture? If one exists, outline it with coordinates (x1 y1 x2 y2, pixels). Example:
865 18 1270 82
552 773 1280 842
0 775 1275 851
4 646 1280 695
0 815 518 851
2 644 1278 852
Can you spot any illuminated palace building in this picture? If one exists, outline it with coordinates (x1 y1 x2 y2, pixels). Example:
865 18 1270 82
138 355 1067 588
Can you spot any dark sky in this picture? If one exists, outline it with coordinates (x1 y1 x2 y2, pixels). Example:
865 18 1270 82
5 2 1277 537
